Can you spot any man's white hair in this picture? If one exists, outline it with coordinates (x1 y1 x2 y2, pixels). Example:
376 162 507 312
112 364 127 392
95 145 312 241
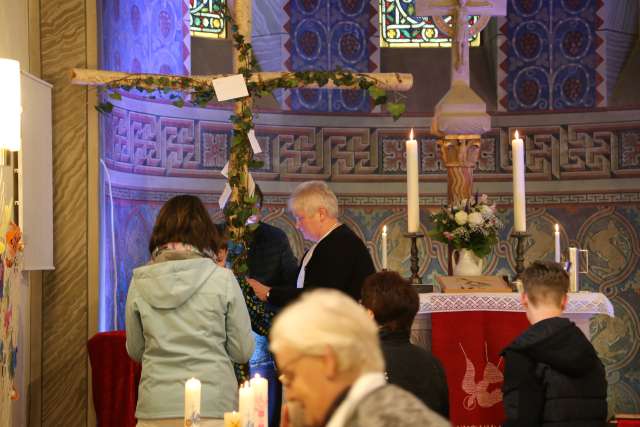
288 181 339 218
270 289 384 374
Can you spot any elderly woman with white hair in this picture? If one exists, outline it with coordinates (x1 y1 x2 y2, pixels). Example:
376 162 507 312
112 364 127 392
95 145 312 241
248 181 375 307
270 289 450 427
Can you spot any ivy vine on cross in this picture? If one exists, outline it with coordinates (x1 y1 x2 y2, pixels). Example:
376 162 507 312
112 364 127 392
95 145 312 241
71 0 414 336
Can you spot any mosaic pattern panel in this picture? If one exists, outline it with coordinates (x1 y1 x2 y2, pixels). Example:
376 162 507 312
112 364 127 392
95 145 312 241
100 0 191 75
379 0 481 47
103 188 640 415
101 109 640 180
497 0 606 111
283 0 379 112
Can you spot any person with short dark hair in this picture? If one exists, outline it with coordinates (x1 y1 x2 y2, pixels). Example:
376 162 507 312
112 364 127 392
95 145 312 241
501 261 607 427
244 184 299 427
126 195 255 427
360 271 450 419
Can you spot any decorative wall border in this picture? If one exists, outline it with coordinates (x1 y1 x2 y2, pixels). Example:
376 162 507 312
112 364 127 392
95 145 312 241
101 105 640 181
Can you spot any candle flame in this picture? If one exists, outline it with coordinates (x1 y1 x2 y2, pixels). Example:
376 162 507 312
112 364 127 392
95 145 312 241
383 225 387 234
410 128 414 140
514 130 519 139
555 223 559 232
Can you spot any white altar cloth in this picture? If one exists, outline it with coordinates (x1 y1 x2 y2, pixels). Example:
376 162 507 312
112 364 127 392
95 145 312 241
418 292 614 317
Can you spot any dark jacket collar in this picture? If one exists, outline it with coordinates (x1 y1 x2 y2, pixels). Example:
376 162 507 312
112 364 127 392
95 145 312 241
379 328 411 343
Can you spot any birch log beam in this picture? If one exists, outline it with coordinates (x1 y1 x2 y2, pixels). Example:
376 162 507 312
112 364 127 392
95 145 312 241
69 68 414 92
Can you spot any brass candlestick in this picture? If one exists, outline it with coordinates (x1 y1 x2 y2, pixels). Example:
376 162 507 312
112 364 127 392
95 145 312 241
510 231 531 281
403 232 433 292
404 232 424 284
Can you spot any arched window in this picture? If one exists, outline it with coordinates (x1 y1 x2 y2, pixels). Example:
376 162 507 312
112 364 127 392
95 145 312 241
379 0 481 47
190 0 227 39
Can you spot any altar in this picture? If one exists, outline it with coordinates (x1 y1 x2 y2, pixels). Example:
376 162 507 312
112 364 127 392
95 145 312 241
411 291 614 427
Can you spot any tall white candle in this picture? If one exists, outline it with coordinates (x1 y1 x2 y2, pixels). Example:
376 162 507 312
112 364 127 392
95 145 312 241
381 225 388 270
185 378 201 426
406 129 420 233
568 247 578 292
250 374 269 427
554 224 561 263
239 382 254 427
512 130 526 232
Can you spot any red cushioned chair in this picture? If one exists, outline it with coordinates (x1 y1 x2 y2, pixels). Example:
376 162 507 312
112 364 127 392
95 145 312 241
88 331 141 427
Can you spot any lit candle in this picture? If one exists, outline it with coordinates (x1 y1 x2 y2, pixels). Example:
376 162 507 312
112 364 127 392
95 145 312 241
406 129 420 233
512 130 526 232
239 382 254 427
224 411 242 427
381 225 388 270
554 224 561 263
185 378 201 426
250 374 268 427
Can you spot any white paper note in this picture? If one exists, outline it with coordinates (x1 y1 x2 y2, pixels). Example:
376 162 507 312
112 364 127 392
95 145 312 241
219 183 232 209
248 129 262 154
212 74 249 101
221 161 229 178
248 173 255 197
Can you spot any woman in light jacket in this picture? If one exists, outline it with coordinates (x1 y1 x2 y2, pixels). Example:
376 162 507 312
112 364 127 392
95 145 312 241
126 195 255 427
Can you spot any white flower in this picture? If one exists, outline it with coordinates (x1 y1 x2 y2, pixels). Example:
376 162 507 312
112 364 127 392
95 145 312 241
468 212 483 225
455 211 468 225
481 204 494 215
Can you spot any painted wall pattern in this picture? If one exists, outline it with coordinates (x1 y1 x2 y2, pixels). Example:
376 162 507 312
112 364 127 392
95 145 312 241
283 0 380 112
497 0 606 111
101 107 640 180
99 98 640 415
103 185 640 416
100 0 191 75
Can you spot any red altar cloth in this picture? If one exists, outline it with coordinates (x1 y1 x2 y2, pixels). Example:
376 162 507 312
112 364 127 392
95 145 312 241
87 331 141 427
431 312 530 427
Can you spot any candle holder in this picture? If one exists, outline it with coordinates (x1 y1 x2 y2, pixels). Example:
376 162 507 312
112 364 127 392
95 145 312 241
403 232 433 292
510 231 531 283
404 232 424 284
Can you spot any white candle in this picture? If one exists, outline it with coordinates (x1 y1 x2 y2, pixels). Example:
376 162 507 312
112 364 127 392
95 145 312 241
406 129 420 233
381 225 388 270
512 130 526 232
185 378 201 426
554 224 561 263
224 411 242 427
250 374 269 427
239 382 254 427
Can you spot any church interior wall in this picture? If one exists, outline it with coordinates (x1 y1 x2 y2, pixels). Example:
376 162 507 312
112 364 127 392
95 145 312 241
98 92 640 415
92 0 640 420
11 0 638 425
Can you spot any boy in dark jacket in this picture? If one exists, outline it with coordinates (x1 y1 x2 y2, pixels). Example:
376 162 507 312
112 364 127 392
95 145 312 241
501 261 607 427
361 271 449 419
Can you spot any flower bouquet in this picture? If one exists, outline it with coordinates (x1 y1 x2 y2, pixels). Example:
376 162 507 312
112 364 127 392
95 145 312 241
429 194 503 259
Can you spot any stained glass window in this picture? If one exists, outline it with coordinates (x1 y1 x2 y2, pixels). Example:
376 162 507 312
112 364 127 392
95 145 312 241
379 0 481 48
190 0 227 39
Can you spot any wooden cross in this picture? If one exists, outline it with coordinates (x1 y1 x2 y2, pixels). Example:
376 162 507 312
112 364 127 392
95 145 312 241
415 0 506 85
71 0 412 246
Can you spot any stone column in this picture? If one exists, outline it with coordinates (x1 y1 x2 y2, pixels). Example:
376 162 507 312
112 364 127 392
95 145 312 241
437 135 481 205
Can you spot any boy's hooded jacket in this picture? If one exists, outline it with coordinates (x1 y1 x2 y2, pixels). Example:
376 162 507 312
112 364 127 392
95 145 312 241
501 317 607 427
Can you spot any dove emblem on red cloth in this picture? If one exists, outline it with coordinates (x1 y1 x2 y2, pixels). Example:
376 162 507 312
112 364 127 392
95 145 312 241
459 342 504 410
